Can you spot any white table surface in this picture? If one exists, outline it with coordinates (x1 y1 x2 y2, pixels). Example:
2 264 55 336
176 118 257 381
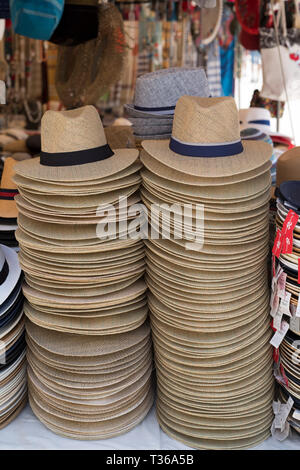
0 403 299 450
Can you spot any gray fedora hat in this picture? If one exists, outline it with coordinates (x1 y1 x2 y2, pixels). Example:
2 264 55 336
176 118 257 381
125 67 209 118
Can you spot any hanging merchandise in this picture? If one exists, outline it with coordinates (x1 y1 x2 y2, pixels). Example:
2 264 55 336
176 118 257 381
206 39 222 97
235 0 260 51
250 89 285 119
217 2 235 96
260 0 300 101
141 95 274 449
9 0 64 41
50 0 99 47
191 0 223 48
0 0 9 19
55 3 126 109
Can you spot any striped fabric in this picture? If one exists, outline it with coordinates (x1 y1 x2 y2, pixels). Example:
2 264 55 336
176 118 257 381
206 38 222 97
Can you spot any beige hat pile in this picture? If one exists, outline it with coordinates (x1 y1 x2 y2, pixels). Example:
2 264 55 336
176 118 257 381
13 105 153 439
140 96 274 449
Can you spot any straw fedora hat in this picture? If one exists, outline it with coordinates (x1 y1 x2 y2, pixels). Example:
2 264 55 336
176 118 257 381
55 3 126 109
142 96 272 178
14 106 138 183
0 158 19 219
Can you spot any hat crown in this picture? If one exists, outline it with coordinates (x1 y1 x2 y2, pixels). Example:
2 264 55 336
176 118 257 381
41 105 107 154
133 68 209 109
1 157 17 189
239 107 271 125
172 96 240 144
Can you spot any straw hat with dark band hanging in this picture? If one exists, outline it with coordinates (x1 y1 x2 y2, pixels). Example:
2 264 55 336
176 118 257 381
55 3 126 108
14 105 153 439
141 95 273 450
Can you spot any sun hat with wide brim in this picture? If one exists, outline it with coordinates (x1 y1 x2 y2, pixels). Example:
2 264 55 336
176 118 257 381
14 106 138 183
142 96 272 178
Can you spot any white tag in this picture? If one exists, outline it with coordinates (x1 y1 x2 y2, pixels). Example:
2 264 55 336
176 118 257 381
271 420 290 441
274 397 294 431
290 315 300 334
273 309 284 331
291 303 297 317
296 297 300 318
278 292 292 317
275 265 284 284
292 409 300 421
270 287 280 318
0 81 5 105
270 321 289 348
273 400 281 415
278 272 287 299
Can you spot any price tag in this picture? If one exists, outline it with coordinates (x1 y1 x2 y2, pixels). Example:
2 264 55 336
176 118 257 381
273 230 283 258
277 272 287 299
281 210 299 254
270 321 289 348
295 297 300 318
274 397 294 431
278 291 292 317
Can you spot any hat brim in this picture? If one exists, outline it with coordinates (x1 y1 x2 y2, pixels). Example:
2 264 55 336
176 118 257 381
240 123 291 141
0 245 21 305
0 200 18 219
14 149 139 183
142 140 272 178
124 104 173 119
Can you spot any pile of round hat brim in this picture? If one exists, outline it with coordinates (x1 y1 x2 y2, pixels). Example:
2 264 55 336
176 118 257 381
277 329 300 433
275 197 300 317
125 108 173 141
13 156 149 335
0 284 27 429
140 147 273 449
26 319 154 440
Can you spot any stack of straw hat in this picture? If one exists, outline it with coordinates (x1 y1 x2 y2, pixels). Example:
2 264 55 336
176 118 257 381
0 158 19 251
140 96 274 449
26 319 153 439
13 105 153 439
275 181 300 298
125 68 209 149
269 181 300 436
0 244 26 428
